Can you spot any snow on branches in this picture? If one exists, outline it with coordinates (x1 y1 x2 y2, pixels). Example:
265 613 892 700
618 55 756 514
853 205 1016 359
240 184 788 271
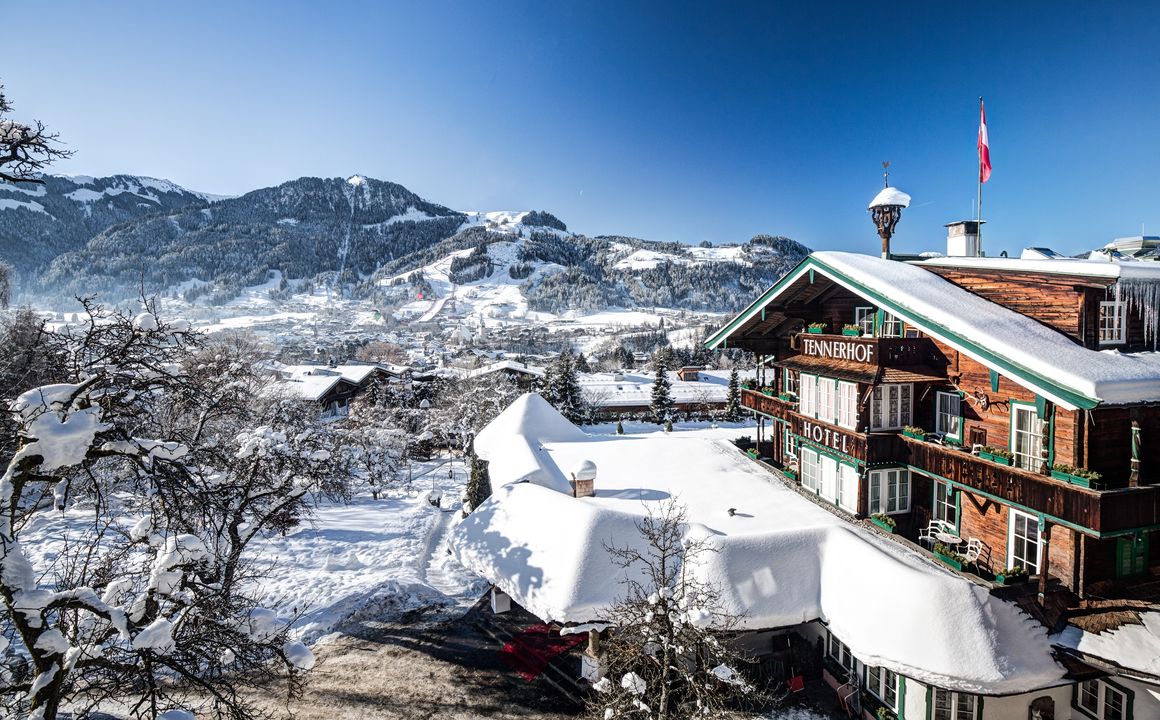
0 301 342 720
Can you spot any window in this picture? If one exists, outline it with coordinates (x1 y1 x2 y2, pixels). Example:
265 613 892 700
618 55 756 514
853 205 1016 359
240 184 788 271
827 631 854 673
784 428 798 460
934 481 957 529
855 306 875 334
799 373 817 418
1011 404 1044 472
871 384 912 430
868 469 910 514
933 689 978 720
820 455 838 504
783 368 797 397
1009 510 1042 575
836 381 858 429
816 378 836 424
1076 679 1128 720
836 463 858 513
866 665 898 710
935 391 962 441
800 447 820 492
1116 531 1149 578
879 312 902 338
1099 301 1126 346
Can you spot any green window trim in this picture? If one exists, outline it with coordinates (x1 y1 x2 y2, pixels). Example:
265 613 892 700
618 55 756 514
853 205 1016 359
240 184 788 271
931 480 961 534
924 686 983 720
1072 677 1135 720
1115 531 1150 579
935 390 964 443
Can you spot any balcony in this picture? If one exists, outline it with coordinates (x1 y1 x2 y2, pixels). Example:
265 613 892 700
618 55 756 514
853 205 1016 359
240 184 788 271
896 435 1160 534
785 332 948 381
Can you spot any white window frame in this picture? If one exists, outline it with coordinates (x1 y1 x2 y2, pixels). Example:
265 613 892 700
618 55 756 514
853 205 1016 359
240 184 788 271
879 312 902 338
836 380 858 430
816 377 836 425
1011 403 1044 472
837 462 858 513
934 480 957 529
855 306 875 334
783 368 797 397
866 665 898 710
820 455 838 505
868 468 910 515
1098 300 1126 346
935 391 962 441
871 383 913 430
800 447 820 492
826 631 855 674
1078 679 1127 720
784 427 797 459
932 689 978 720
799 373 818 418
1008 509 1042 575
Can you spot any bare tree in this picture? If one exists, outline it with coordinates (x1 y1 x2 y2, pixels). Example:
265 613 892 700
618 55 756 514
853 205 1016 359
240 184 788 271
0 83 74 184
0 261 12 309
0 301 347 719
591 501 765 719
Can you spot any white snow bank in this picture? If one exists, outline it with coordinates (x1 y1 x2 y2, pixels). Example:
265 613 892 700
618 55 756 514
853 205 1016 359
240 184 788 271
451 414 1064 694
868 187 911 208
813 252 1160 406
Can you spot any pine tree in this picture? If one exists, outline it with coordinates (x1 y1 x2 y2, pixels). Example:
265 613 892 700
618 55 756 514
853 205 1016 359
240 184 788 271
555 350 587 424
575 351 591 373
616 419 624 435
463 456 492 516
650 352 674 423
538 361 559 406
725 367 741 422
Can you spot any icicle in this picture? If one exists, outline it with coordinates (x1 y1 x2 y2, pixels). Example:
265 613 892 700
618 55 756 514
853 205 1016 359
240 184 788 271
1113 278 1160 350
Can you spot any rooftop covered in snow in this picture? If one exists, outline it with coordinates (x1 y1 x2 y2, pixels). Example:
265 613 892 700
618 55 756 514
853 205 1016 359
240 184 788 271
451 394 1066 695
705 251 1160 408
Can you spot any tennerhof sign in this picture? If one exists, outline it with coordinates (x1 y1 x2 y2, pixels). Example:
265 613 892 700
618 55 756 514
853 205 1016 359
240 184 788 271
799 335 876 365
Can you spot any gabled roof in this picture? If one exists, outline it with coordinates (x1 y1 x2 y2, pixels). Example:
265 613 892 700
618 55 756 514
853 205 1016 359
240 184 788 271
706 252 1160 410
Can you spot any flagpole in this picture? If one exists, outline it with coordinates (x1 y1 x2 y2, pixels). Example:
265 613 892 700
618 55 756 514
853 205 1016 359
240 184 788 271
978 96 983 255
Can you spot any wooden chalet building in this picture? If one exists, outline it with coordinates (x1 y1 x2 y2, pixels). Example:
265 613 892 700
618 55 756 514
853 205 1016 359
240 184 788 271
706 244 1160 599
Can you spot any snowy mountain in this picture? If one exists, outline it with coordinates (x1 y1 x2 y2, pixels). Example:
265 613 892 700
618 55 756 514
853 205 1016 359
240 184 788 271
0 174 217 274
7 173 809 315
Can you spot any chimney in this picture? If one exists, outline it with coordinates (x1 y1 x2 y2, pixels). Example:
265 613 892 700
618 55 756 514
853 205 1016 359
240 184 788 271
571 459 597 498
946 220 983 257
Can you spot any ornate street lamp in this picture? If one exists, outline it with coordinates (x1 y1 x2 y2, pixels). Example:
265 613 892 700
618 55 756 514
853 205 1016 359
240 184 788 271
868 162 911 259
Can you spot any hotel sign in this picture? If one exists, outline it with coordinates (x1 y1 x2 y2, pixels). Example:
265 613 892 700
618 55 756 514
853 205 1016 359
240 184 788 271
796 417 853 455
800 335 876 365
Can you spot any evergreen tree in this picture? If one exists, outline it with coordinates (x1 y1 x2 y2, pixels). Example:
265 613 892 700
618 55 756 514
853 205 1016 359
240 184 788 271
575 351 592 373
725 367 742 421
616 419 624 435
552 350 587 424
650 352 674 423
463 456 492 516
538 361 559 406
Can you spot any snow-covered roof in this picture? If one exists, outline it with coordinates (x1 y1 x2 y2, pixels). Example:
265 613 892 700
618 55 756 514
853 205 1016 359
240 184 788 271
1057 610 1160 680
278 374 345 402
868 187 911 209
920 254 1160 281
451 396 1064 695
708 252 1160 408
466 360 545 380
280 363 390 386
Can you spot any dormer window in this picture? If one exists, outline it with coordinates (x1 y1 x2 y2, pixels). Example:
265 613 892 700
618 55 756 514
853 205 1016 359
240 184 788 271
1099 300 1126 345
879 312 903 338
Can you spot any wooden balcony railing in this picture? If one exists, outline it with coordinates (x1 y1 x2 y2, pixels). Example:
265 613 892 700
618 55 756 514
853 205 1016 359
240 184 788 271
896 436 1160 534
742 389 899 464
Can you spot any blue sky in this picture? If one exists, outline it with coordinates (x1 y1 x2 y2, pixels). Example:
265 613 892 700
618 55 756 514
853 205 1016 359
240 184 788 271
5 1 1160 255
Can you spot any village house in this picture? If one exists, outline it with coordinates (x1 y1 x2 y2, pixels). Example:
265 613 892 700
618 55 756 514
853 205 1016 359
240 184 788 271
274 362 401 418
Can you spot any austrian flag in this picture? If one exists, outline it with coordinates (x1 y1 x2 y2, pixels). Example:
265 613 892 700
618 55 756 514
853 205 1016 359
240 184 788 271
978 99 992 183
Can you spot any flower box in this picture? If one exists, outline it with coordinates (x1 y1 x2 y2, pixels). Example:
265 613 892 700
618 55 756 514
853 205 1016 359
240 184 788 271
902 428 926 440
761 388 775 397
782 469 798 481
807 327 825 334
934 550 963 570
870 516 895 534
745 448 759 460
979 450 1012 466
1050 466 1101 488
777 392 797 402
842 328 861 337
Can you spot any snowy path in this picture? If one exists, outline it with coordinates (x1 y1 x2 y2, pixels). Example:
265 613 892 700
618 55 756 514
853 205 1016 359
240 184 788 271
417 292 450 323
